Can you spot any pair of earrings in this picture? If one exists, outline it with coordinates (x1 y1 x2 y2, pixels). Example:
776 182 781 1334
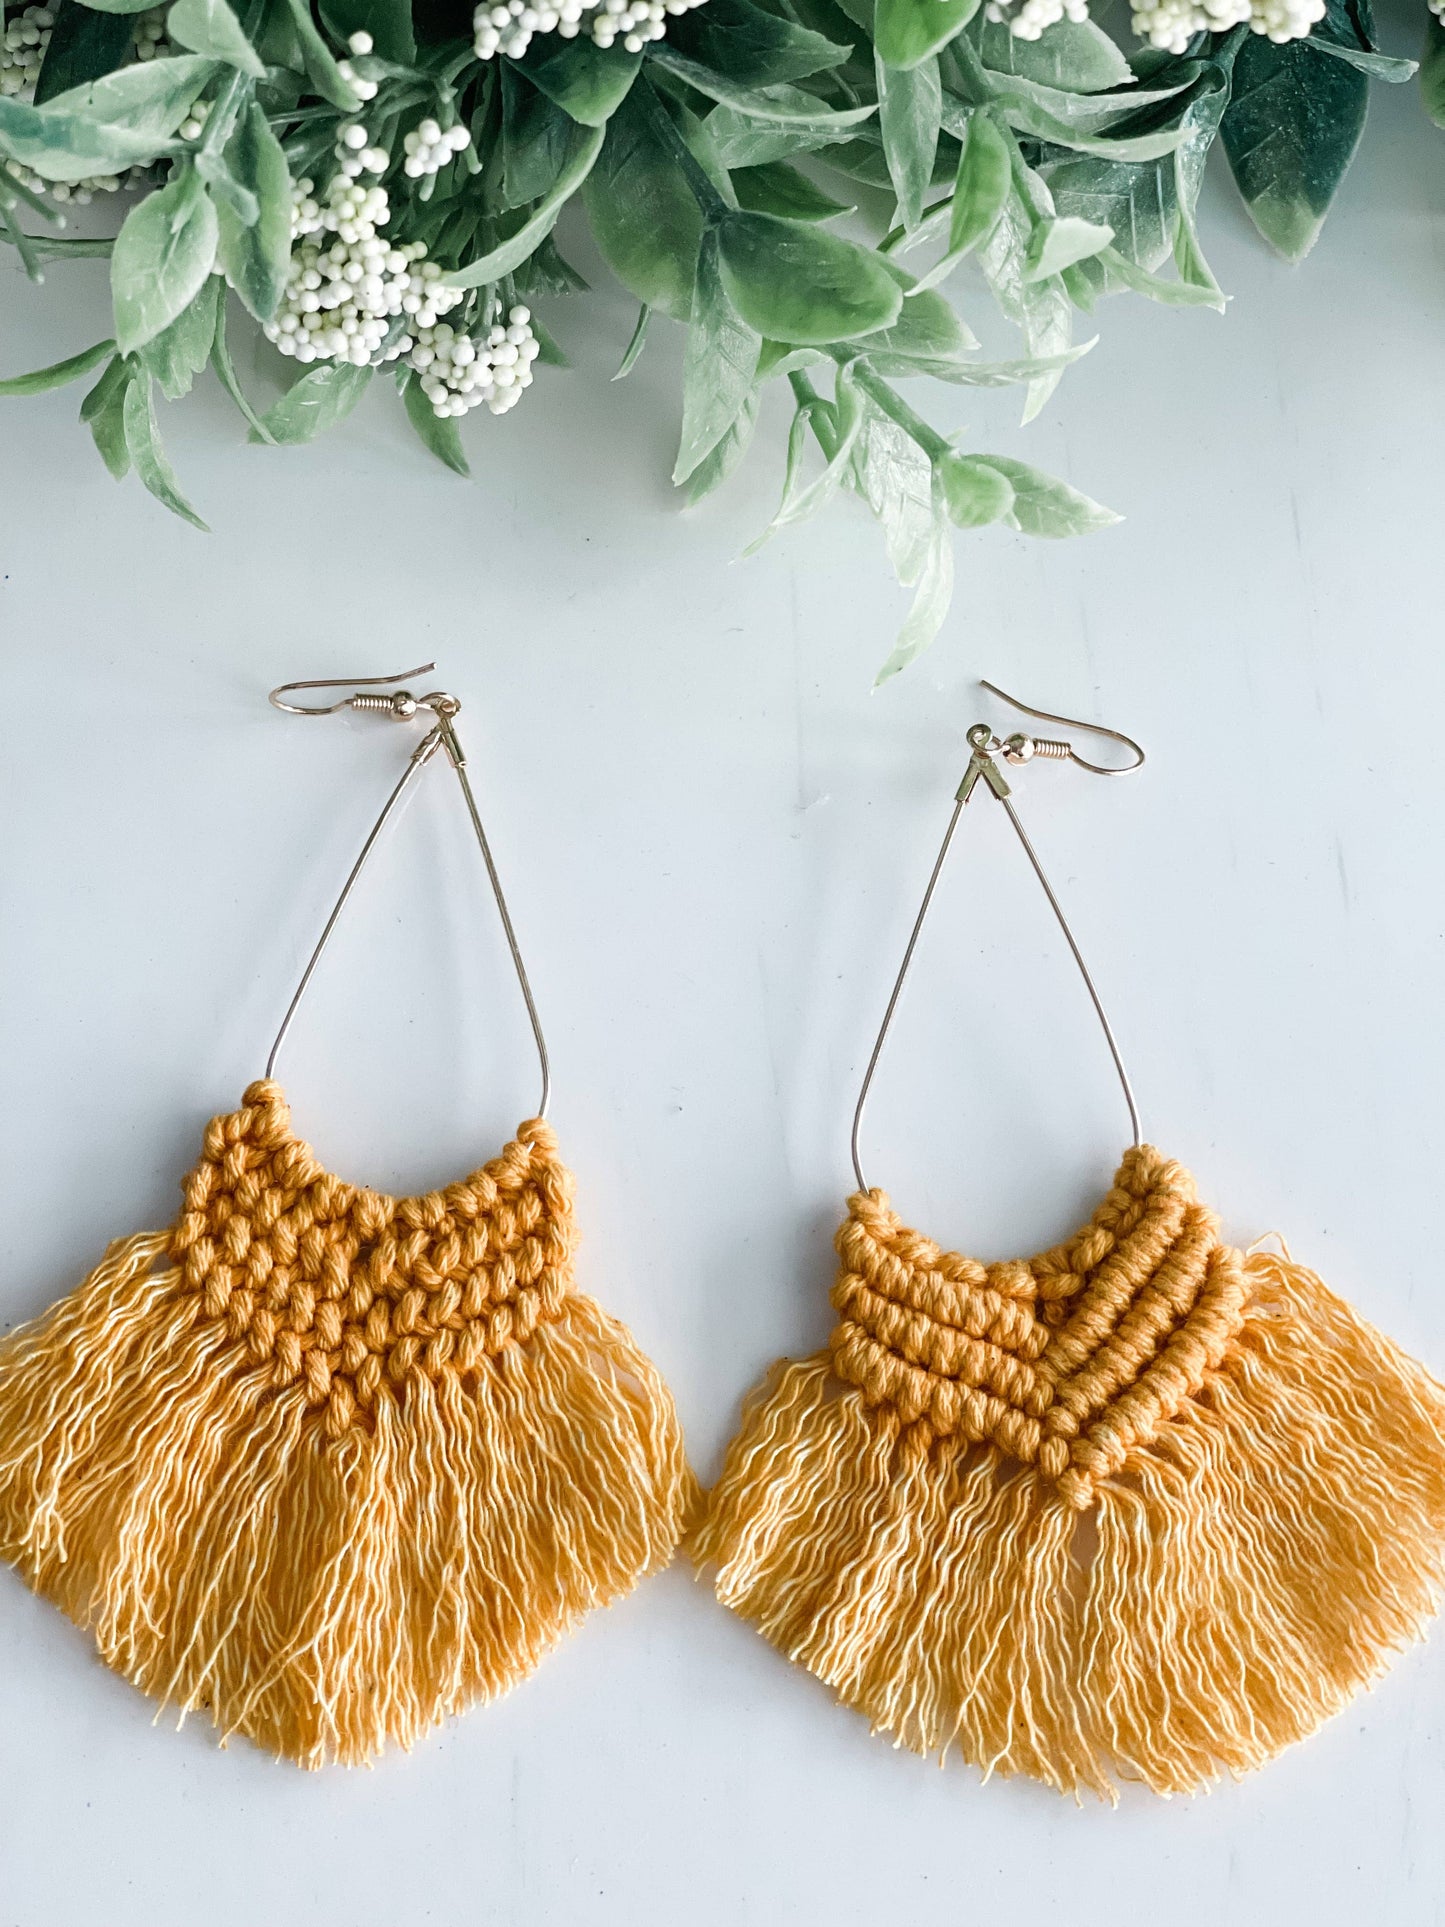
2 667 1443 1798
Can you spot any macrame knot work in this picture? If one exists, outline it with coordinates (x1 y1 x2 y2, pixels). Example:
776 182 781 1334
831 1149 1248 1510
0 1083 692 1768
171 1082 577 1440
693 1149 1445 1798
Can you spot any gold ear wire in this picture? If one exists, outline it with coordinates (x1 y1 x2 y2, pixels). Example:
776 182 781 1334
267 663 439 716
264 666 551 1118
850 680 1146 1190
978 678 1146 776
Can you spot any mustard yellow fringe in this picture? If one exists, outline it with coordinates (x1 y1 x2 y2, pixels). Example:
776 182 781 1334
0 1232 692 1767
695 1231 1445 1797
0 1083 693 1768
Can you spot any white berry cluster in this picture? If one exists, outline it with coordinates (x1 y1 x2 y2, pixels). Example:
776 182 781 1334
472 0 705 62
1129 0 1320 47
983 0 1089 37
403 116 471 178
265 138 464 367
337 28 380 100
1 4 50 95
130 5 170 58
177 96 212 142
3 154 138 203
411 307 540 416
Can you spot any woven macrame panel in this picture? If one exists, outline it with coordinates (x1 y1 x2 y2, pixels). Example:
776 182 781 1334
829 1147 1250 1507
170 1079 574 1438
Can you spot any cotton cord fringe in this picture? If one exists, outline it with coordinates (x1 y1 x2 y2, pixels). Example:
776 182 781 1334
693 1146 1445 1796
0 1081 693 1767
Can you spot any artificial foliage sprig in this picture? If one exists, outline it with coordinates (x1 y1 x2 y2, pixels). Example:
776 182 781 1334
0 0 1419 674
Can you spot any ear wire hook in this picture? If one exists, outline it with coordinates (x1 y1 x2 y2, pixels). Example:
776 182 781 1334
264 668 551 1120
268 664 442 718
977 679 1146 776
849 683 1144 1193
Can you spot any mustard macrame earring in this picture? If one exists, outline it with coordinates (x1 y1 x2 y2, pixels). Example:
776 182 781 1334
0 666 691 1768
693 682 1445 1799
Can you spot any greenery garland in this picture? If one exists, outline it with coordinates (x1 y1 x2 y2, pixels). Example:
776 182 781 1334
0 0 1426 674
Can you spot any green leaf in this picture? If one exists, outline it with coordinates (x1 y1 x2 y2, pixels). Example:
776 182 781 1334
70 0 157 12
951 56 1195 134
757 340 828 378
210 301 275 439
936 449 1013 526
971 453 1118 536
1171 191 1221 304
520 38 640 125
278 0 361 110
947 107 1010 243
445 118 605 286
908 106 1009 290
874 0 979 70
748 360 865 547
649 51 874 120
831 0 875 32
1423 15 1445 128
614 303 650 377
584 91 709 317
942 74 1189 156
892 340 1093 383
167 0 265 73
196 146 258 224
731 160 855 220
1306 36 1412 80
975 15 1133 91
254 359 372 442
111 166 220 354
977 173 1072 421
1071 239 1224 309
1220 34 1367 261
135 272 221 396
850 391 935 584
501 70 576 207
704 91 877 164
664 0 850 86
1040 56 1229 275
320 0 414 60
1022 212 1112 280
0 55 219 180
685 390 759 502
877 52 940 230
122 376 209 528
0 336 116 395
41 50 216 117
1004 101 1185 160
873 487 952 682
715 210 903 343
1040 151 1174 271
401 371 470 476
80 355 132 478
863 254 977 371
33 2 134 105
213 100 291 321
79 350 127 420
675 225 762 484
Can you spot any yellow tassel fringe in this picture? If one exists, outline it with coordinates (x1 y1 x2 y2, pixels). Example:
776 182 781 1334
693 1151 1445 1797
0 1083 693 1767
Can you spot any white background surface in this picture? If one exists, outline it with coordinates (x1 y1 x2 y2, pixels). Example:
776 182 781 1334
2 19 1444 1920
